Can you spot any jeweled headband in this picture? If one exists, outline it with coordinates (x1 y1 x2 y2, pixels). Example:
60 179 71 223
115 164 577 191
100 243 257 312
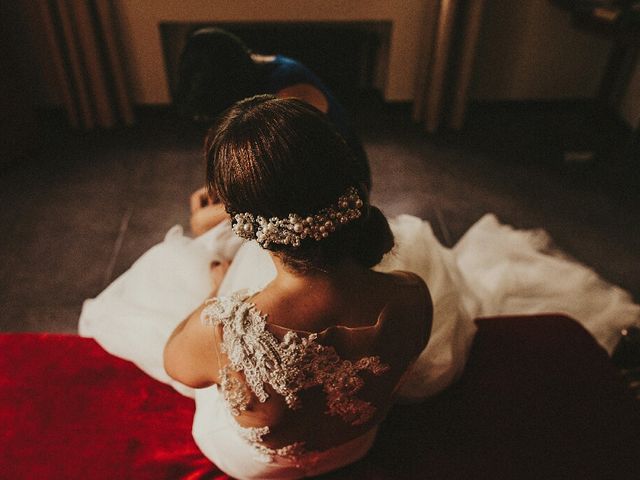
231 186 364 248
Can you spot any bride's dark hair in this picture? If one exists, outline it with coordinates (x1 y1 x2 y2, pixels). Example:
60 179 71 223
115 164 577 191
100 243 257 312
205 95 393 272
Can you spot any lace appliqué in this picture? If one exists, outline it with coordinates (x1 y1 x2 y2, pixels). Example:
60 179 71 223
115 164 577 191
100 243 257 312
201 290 390 425
232 420 306 463
219 366 249 416
202 290 389 461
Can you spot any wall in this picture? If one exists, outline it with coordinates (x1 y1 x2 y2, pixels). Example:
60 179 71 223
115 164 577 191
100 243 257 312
113 0 432 104
471 0 612 101
19 0 640 128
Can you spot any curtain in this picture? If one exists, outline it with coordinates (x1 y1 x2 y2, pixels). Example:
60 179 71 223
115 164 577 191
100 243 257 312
39 0 134 129
413 0 486 132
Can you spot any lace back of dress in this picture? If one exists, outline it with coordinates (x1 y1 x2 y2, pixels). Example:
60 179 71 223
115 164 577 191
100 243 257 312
201 290 390 460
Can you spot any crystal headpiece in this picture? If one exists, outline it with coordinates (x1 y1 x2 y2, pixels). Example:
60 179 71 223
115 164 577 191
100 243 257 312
231 186 364 248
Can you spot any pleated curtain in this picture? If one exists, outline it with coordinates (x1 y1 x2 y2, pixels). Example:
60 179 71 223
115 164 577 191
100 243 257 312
413 0 487 133
39 0 134 129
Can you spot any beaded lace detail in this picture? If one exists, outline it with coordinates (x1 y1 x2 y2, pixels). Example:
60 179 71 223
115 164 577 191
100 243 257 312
233 420 306 463
201 290 390 459
219 366 249 416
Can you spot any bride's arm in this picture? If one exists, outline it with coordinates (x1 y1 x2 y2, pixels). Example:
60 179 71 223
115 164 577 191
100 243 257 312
163 304 219 388
189 187 229 237
163 261 229 388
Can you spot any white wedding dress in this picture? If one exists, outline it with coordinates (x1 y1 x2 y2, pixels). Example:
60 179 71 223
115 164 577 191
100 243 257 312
79 214 640 477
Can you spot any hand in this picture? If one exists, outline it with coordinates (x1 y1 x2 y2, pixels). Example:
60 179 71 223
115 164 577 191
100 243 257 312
190 186 217 213
190 203 229 237
209 260 231 295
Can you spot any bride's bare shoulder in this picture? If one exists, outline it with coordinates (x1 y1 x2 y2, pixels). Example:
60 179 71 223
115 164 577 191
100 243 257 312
246 270 431 334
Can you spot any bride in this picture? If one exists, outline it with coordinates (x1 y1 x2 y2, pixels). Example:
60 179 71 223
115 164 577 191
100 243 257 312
80 96 640 479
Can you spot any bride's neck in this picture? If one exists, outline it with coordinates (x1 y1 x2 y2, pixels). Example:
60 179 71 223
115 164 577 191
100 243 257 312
269 253 365 289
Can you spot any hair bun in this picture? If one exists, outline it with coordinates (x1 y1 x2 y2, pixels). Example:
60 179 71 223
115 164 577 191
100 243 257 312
347 205 394 268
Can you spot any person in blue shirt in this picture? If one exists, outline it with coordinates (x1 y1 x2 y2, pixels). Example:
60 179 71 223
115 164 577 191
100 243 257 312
176 27 371 236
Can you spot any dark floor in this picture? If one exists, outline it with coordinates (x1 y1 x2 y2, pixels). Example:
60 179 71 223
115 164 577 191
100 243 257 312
1 97 638 333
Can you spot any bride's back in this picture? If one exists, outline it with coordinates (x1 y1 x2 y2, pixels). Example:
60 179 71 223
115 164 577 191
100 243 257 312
216 267 432 452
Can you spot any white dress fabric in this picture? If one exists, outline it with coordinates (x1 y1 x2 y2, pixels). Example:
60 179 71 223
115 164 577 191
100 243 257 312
192 385 378 479
79 214 640 477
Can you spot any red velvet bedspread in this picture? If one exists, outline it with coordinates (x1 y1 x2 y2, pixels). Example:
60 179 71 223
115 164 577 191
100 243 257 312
2 315 639 479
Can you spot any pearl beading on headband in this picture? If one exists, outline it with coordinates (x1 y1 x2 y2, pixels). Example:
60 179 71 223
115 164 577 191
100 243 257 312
231 187 364 248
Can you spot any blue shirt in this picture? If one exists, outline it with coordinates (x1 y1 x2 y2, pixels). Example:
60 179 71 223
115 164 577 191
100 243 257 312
260 55 370 189
261 55 352 143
